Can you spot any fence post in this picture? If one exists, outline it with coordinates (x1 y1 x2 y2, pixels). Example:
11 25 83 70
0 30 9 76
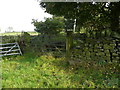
66 31 73 60
16 42 22 55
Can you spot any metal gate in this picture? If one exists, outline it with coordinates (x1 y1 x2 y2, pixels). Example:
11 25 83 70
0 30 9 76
0 42 22 57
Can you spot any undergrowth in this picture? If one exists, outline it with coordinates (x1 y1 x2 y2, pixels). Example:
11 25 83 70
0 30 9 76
2 52 119 88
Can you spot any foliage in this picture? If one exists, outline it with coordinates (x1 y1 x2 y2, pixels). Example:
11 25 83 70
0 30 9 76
64 19 75 30
80 29 120 38
2 51 118 88
40 2 120 33
1 32 119 88
1 36 20 43
32 16 65 35
20 32 31 44
17 32 31 52
0 32 38 44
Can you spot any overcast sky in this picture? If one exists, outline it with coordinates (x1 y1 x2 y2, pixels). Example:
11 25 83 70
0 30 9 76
0 0 52 33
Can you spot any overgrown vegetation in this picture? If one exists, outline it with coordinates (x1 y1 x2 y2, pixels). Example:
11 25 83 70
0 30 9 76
1 31 119 88
2 51 119 88
40 2 120 33
1 1 120 88
32 16 65 35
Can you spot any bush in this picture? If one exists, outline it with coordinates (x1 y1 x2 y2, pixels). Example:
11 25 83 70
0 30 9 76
32 16 65 35
18 32 31 52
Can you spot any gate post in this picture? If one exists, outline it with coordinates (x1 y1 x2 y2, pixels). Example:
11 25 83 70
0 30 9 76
64 19 74 61
66 30 73 60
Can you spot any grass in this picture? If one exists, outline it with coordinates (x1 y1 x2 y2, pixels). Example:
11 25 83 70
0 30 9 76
0 32 38 36
2 51 119 88
1 32 119 88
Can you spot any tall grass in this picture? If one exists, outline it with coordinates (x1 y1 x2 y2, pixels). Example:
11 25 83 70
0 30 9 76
2 51 119 88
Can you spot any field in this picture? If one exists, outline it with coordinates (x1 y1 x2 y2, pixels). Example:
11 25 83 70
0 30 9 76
0 32 38 36
1 32 119 88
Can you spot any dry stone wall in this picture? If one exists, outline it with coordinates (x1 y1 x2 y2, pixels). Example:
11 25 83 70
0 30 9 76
73 36 120 63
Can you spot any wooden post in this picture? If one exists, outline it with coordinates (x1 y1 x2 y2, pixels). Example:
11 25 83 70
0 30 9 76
66 30 73 61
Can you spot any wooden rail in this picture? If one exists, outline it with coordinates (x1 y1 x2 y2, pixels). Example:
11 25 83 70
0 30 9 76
0 42 22 57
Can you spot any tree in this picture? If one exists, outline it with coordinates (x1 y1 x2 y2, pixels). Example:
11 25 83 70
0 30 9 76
32 16 65 35
40 2 120 33
110 2 120 34
6 27 14 32
39 2 120 61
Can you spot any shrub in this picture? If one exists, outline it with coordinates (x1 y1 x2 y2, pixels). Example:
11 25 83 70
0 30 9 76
32 16 65 35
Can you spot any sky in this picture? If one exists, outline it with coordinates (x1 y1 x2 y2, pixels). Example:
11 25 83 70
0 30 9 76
0 0 52 33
